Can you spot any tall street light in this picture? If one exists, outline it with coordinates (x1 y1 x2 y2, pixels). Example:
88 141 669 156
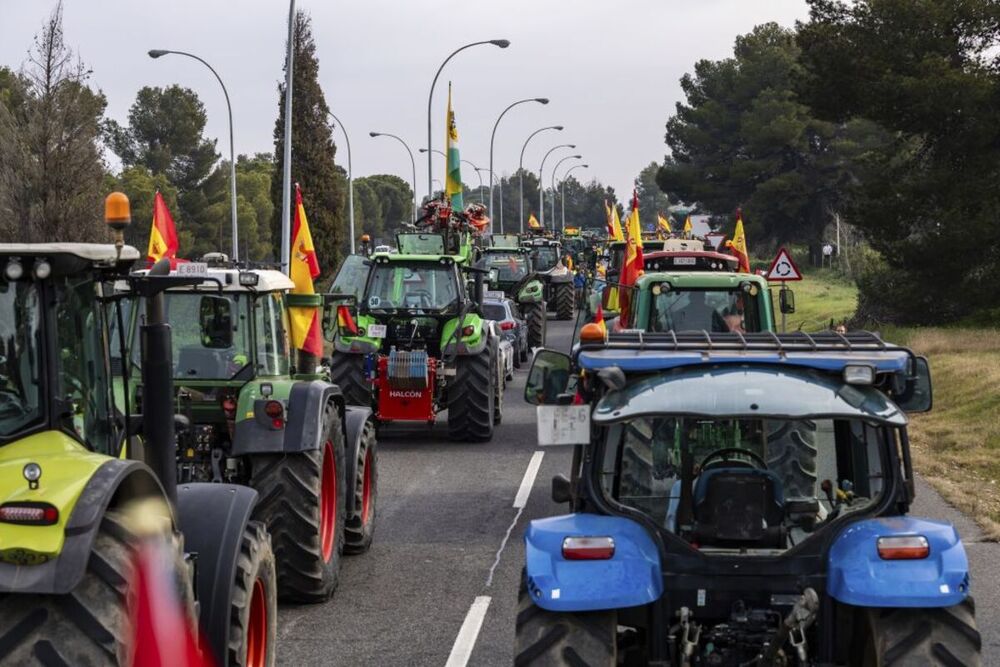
551 154 582 225
427 40 510 199
370 132 417 223
149 48 239 261
488 97 548 231
560 163 588 231
539 144 575 227
329 111 355 254
518 125 562 233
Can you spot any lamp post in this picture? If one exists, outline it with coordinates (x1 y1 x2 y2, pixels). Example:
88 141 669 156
518 125 562 233
427 40 510 200
329 111 355 254
550 154 582 229
370 132 417 223
488 97 548 231
560 164 588 231
539 144 574 227
149 48 239 261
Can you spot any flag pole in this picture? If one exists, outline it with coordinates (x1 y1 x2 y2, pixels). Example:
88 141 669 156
280 0 295 275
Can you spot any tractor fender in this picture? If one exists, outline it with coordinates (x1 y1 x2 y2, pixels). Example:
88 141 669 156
231 380 343 456
334 335 378 354
0 458 165 595
827 516 970 608
547 269 574 284
176 482 258 667
342 406 374 518
441 314 490 356
524 513 662 613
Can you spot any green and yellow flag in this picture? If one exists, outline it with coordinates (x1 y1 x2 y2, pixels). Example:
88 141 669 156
445 83 463 210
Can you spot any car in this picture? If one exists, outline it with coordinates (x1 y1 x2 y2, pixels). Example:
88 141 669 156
373 244 392 253
483 296 529 367
498 337 515 383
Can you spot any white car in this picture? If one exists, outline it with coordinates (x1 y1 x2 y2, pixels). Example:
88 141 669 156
373 244 392 254
498 338 515 384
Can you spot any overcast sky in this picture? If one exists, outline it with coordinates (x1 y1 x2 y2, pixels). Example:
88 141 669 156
1 0 809 205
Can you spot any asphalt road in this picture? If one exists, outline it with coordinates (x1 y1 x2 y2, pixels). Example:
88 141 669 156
277 317 998 666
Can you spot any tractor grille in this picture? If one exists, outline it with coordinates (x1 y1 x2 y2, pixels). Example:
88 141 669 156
387 348 429 390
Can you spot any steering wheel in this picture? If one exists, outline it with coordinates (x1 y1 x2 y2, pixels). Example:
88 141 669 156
698 447 768 472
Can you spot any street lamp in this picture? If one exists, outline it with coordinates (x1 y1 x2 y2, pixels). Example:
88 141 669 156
488 97 549 231
539 144 575 227
149 49 239 261
329 111 355 254
518 125 562 233
551 154 582 225
427 40 510 199
560 164 588 231
370 132 417 223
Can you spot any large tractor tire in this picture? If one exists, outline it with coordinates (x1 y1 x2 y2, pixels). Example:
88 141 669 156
493 350 504 426
344 418 378 554
765 419 818 501
447 346 495 442
524 303 547 349
555 282 575 320
250 403 347 602
515 573 616 666
0 508 195 667
229 520 278 667
860 597 980 666
329 352 372 408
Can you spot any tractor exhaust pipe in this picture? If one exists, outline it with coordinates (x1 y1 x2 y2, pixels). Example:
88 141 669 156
141 258 178 506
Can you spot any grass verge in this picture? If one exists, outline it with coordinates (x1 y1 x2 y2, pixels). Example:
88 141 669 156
775 268 858 332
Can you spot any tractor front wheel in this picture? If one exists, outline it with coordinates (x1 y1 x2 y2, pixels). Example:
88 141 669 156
555 282 574 320
250 404 347 602
524 303 546 349
228 520 277 667
447 346 495 442
860 597 981 666
344 418 378 554
329 352 372 408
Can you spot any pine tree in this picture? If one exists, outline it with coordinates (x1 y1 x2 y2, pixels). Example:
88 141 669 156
270 10 346 276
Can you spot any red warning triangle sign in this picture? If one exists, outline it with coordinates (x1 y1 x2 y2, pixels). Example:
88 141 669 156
765 247 802 281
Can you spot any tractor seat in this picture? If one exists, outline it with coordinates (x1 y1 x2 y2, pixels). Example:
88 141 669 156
176 347 228 378
691 468 786 548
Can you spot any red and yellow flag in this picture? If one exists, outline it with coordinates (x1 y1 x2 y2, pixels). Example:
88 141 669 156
621 190 644 288
147 191 179 264
289 184 324 357
528 212 541 229
593 303 608 337
656 213 671 239
609 204 625 242
725 208 751 273
683 214 693 237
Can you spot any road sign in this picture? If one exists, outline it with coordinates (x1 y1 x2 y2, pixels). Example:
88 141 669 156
705 232 727 251
765 247 802 282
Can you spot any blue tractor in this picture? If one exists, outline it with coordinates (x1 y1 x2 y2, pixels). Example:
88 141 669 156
519 330 979 666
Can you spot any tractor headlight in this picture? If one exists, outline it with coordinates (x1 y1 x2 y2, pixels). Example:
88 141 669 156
4 259 23 281
843 364 875 385
33 260 51 280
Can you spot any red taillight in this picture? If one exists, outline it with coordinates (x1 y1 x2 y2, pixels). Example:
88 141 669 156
271 418 284 429
0 503 59 525
221 396 237 417
562 536 615 560
264 400 283 418
462 325 475 337
500 321 515 330
877 535 929 560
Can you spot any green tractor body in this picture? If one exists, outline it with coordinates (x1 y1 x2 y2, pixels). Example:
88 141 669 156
522 237 575 320
481 246 547 349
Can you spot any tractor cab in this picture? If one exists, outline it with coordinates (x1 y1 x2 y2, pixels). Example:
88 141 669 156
522 238 576 321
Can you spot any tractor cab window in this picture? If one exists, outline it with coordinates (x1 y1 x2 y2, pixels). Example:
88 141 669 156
164 293 252 380
484 252 529 282
529 247 559 271
649 288 761 333
0 280 43 439
365 262 459 312
254 293 290 376
602 416 886 551
329 254 371 302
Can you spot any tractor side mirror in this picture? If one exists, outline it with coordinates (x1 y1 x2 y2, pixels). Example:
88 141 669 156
896 356 933 413
551 474 572 504
525 349 572 405
779 287 796 314
199 296 233 348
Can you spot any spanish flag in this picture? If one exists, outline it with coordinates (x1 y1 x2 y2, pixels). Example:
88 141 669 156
657 213 671 238
445 83 464 210
593 303 607 337
610 204 625 242
683 214 693 237
618 191 644 322
725 208 751 273
289 184 324 357
147 191 179 264
528 212 541 229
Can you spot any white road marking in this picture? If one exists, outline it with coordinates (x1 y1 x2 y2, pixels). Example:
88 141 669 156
513 450 545 509
444 596 492 667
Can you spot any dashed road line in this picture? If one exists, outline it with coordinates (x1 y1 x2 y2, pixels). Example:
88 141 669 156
513 450 545 509
444 596 492 667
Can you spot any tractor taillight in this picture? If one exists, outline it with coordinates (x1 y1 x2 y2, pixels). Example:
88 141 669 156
0 503 58 525
562 536 615 560
221 396 237 418
462 325 475 336
500 321 515 330
264 400 284 429
877 535 929 560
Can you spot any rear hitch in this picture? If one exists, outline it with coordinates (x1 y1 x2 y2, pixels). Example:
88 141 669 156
763 587 819 664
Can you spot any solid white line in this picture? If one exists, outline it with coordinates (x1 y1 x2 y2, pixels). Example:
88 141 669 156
513 450 545 509
444 596 492 667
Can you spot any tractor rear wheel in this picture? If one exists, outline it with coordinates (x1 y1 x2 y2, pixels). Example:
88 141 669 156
493 350 504 426
515 572 616 666
765 420 819 501
344 418 378 554
447 346 495 442
525 303 546 349
329 352 372 408
555 282 574 320
250 403 347 602
860 597 980 666
0 508 195 666
228 520 277 667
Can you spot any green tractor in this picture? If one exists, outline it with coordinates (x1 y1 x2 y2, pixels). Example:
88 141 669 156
481 234 546 349
326 199 502 442
522 237 575 320
120 256 378 604
0 196 278 666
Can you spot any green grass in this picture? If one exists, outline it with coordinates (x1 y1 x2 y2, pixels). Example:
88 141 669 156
774 268 858 332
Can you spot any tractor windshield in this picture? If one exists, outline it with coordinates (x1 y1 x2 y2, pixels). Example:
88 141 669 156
649 288 761 333
601 415 888 551
484 252 529 282
163 293 253 380
0 281 43 438
365 262 459 313
529 247 559 271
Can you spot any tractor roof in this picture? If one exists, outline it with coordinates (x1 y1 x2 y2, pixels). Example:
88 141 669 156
0 243 141 265
372 253 461 264
635 270 766 288
642 250 740 273
129 266 294 292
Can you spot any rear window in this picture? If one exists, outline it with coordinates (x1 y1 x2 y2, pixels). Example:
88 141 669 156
482 304 507 321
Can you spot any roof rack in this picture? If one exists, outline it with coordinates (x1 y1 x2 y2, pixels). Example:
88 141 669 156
597 330 889 354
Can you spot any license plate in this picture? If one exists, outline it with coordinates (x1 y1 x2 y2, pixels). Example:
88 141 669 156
673 256 696 266
536 405 590 446
176 262 208 276
367 324 387 338
485 290 505 300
